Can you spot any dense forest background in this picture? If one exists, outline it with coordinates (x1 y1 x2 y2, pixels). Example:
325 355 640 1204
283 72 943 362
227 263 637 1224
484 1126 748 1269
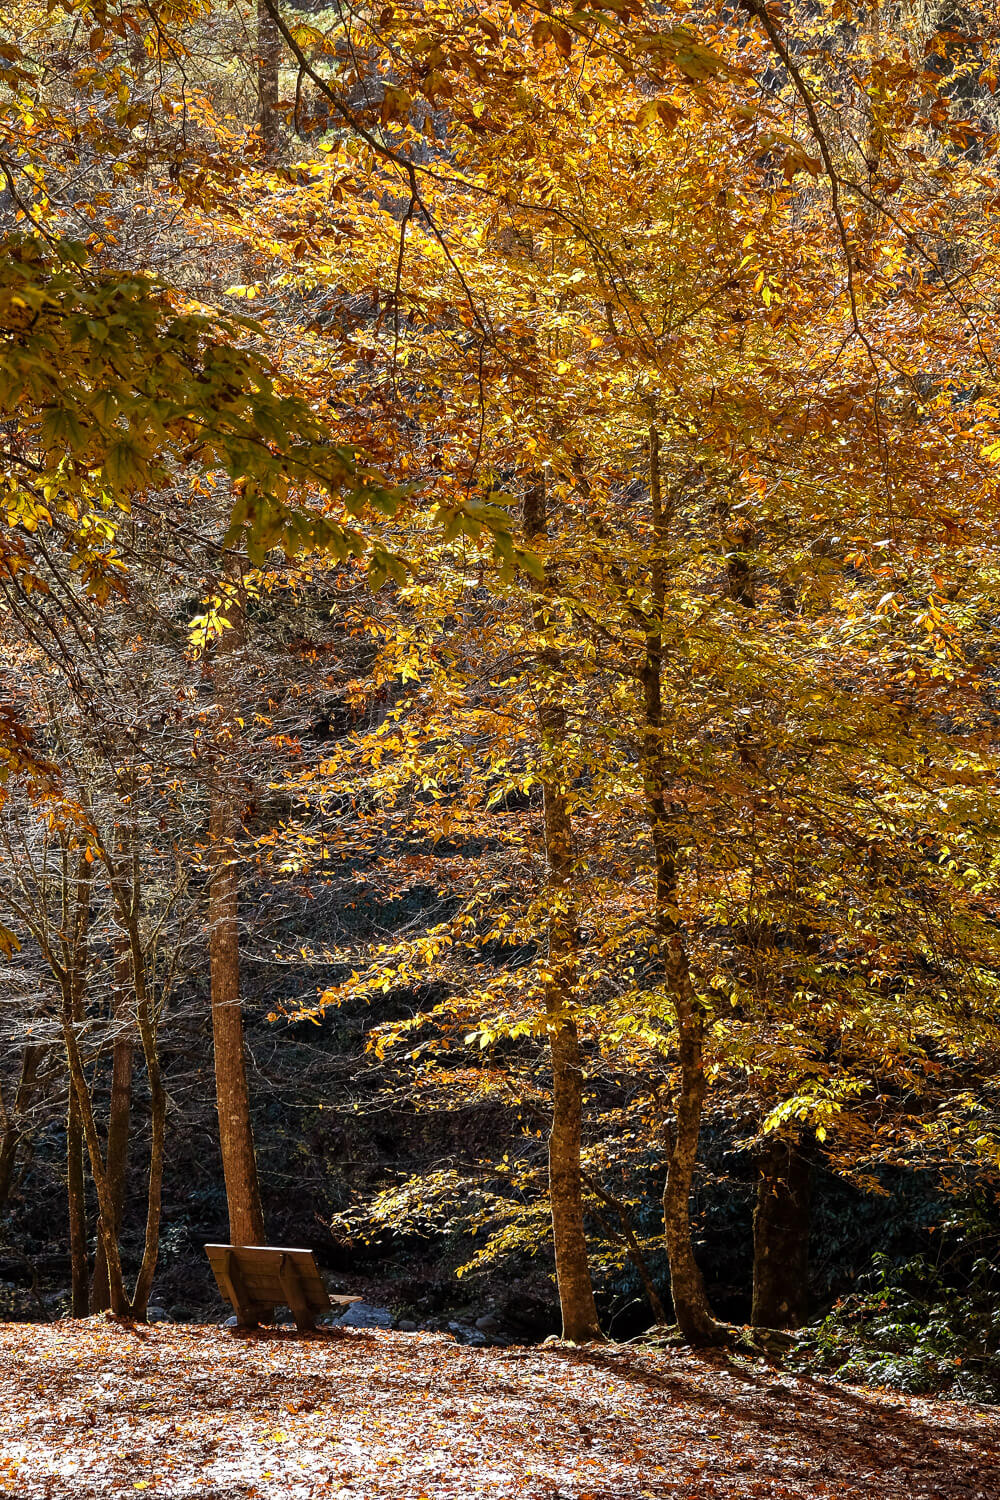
3 0 1000 1404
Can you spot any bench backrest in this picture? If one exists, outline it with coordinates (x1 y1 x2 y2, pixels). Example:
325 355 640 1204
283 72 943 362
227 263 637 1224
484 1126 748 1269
205 1243 331 1329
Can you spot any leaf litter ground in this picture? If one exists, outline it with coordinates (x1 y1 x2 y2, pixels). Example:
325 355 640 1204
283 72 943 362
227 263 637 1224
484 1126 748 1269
0 1321 997 1498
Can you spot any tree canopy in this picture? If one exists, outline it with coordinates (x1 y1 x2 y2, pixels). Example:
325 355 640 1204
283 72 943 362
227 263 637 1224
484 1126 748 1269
1 0 1000 1405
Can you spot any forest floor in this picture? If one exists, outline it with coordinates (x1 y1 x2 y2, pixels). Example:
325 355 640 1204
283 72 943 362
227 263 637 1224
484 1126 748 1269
0 1320 997 1500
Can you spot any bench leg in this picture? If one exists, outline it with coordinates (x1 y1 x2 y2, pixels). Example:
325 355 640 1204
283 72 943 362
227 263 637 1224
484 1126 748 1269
278 1254 316 1332
220 1250 261 1330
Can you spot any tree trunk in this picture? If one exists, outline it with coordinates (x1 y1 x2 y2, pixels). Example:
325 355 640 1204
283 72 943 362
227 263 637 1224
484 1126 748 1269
752 1135 812 1329
660 987 722 1344
59 852 131 1316
0 1043 46 1213
67 1076 89 1317
210 790 265 1245
585 1173 668 1325
258 0 281 156
91 946 133 1313
128 893 167 1320
209 576 265 1247
546 965 602 1341
63 1018 130 1315
66 855 91 1318
524 471 603 1344
89 845 170 1321
641 425 726 1346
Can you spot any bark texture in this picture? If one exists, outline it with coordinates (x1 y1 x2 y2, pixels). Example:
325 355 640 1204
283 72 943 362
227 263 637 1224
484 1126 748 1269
524 472 602 1344
752 1135 812 1329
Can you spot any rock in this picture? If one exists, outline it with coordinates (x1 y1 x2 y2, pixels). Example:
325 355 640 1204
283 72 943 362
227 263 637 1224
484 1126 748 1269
222 1315 239 1329
446 1321 489 1346
397 1319 418 1332
145 1306 172 1323
337 1302 393 1329
475 1313 500 1334
168 1305 194 1323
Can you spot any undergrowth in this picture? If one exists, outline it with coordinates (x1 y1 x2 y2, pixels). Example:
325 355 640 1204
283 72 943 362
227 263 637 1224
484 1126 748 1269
790 1248 1000 1403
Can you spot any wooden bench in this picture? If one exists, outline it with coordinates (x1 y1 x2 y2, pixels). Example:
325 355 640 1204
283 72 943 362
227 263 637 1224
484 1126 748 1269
205 1243 361 1332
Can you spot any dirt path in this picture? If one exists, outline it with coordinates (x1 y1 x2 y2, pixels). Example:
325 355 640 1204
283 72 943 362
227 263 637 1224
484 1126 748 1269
0 1321 997 1498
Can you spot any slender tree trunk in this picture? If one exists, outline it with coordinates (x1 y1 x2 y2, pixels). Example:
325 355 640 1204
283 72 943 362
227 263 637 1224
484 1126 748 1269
67 1075 89 1317
752 1135 812 1329
856 2 885 253
66 855 91 1317
89 845 170 1321
91 945 133 1313
546 980 601 1341
659 992 721 1343
641 426 726 1346
127 879 167 1319
210 791 265 1245
128 1012 165 1320
258 0 281 156
0 1043 45 1213
59 850 133 1316
209 576 265 1247
523 472 602 1343
63 1018 130 1315
585 1174 668 1325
